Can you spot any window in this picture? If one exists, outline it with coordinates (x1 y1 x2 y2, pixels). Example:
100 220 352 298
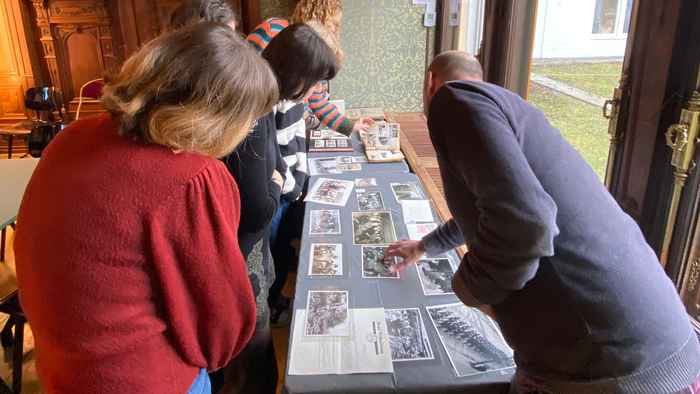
592 0 633 35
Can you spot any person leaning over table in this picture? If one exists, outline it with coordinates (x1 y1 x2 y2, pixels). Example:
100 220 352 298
260 22 342 325
14 23 279 394
384 50 700 394
247 0 374 136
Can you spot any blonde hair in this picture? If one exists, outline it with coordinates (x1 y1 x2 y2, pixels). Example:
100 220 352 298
102 22 278 158
291 0 342 36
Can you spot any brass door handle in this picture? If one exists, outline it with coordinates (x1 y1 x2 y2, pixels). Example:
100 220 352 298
666 123 690 169
603 99 617 119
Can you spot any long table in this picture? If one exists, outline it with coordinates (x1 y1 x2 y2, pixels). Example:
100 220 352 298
283 132 513 394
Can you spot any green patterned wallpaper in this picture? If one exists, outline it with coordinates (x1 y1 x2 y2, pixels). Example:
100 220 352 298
258 0 434 112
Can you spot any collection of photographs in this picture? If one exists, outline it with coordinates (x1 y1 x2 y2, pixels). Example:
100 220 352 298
308 156 366 176
303 171 514 378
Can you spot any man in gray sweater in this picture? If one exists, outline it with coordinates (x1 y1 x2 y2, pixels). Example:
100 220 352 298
385 51 700 393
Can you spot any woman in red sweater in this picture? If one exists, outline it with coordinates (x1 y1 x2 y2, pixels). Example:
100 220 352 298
14 22 278 394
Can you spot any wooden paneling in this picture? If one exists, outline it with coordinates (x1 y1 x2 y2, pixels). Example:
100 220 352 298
0 0 40 125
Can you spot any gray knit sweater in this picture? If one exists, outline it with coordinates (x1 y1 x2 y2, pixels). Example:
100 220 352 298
422 80 700 393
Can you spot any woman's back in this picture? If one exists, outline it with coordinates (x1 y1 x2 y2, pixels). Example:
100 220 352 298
15 114 256 393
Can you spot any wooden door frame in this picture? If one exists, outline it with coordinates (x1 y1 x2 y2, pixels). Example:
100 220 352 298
606 0 700 266
479 0 538 99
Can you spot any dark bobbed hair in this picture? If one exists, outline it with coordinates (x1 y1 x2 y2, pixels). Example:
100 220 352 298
169 0 237 30
262 23 339 101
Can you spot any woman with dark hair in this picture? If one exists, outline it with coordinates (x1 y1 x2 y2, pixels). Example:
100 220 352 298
170 0 238 30
14 22 278 394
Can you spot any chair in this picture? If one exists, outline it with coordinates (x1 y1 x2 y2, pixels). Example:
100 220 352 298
74 79 104 121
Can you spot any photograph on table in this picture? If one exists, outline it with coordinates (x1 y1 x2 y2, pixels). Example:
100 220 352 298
355 177 377 187
356 191 385 211
416 257 457 296
306 178 355 207
305 290 350 336
361 246 399 278
390 182 424 201
309 209 341 235
337 163 362 172
308 243 343 276
310 128 348 140
384 308 434 361
337 156 353 164
366 150 405 163
308 157 341 176
352 211 397 245
352 156 368 163
426 303 515 377
406 222 438 241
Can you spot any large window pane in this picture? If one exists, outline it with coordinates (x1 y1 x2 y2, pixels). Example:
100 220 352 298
592 0 619 34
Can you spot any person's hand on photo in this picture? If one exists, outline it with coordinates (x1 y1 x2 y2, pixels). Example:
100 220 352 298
384 239 426 272
271 169 284 189
352 117 375 133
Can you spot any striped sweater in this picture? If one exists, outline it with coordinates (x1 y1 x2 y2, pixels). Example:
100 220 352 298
274 100 307 201
247 17 354 135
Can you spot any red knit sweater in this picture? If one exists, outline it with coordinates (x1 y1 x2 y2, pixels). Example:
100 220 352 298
14 114 256 393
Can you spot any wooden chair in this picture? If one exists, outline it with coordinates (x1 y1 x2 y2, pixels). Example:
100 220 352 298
74 79 104 121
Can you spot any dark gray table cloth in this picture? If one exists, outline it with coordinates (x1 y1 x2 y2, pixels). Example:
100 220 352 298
285 172 513 394
307 132 409 175
0 158 38 229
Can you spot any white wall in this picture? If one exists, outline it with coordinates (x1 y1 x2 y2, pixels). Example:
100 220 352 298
534 0 627 59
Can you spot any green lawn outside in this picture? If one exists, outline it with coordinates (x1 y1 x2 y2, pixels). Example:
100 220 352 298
531 62 622 99
528 83 611 180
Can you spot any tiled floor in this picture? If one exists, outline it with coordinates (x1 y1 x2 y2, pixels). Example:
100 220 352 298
0 225 295 394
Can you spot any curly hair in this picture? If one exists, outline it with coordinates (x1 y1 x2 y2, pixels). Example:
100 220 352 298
291 0 343 35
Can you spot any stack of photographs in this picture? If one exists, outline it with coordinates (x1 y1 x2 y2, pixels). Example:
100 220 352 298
361 246 399 279
416 258 457 296
352 211 397 245
308 244 342 276
305 290 350 336
384 308 434 362
426 303 515 377
306 178 355 207
356 191 385 211
309 209 341 235
390 182 424 201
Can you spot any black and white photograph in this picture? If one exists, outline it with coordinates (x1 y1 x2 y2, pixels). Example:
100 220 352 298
352 211 397 245
308 157 341 176
337 156 354 164
384 308 434 361
357 191 385 211
309 209 341 235
306 178 355 207
352 156 368 163
355 177 377 187
361 246 399 278
309 244 343 276
426 303 515 377
366 150 404 163
390 182 424 201
337 163 361 172
305 290 350 336
416 258 457 296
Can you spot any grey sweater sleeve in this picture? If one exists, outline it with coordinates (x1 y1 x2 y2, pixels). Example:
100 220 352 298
422 219 465 255
428 84 559 305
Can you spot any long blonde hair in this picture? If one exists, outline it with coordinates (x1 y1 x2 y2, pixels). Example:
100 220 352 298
102 22 278 158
